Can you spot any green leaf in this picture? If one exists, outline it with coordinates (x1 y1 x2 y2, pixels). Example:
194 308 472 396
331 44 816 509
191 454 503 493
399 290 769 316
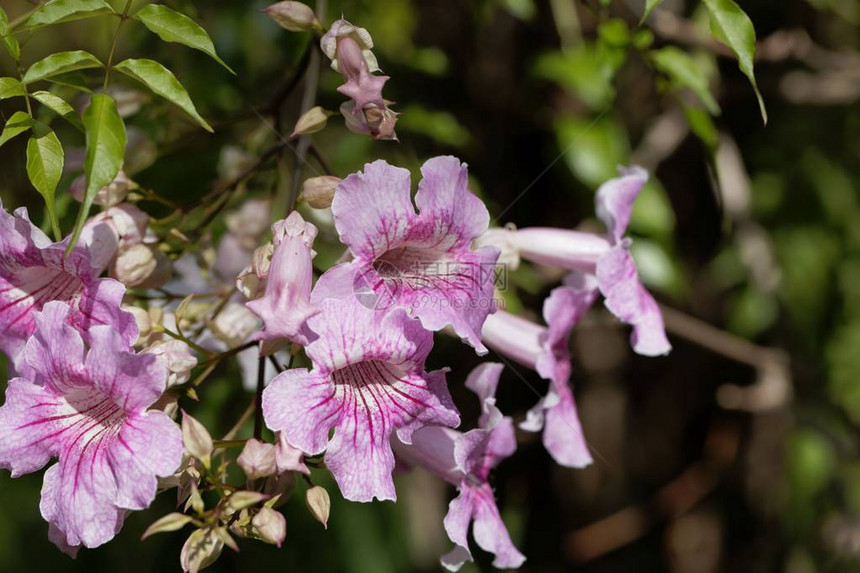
46 72 93 93
26 124 64 239
32 91 84 131
684 106 718 152
0 111 32 147
67 94 126 252
0 77 25 100
641 0 666 23
25 0 115 29
0 7 21 62
23 51 103 84
114 58 213 132
651 46 721 115
133 4 234 73
702 0 767 124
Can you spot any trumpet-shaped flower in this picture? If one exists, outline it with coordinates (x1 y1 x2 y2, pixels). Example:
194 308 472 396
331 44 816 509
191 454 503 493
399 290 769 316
245 211 319 349
262 298 459 502
481 280 598 467
313 157 500 354
479 167 671 356
393 363 526 570
0 202 136 369
0 302 182 553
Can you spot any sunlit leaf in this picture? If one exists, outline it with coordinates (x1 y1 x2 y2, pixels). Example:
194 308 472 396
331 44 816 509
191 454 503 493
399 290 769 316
25 0 115 29
26 124 64 239
67 93 126 252
0 7 21 61
0 110 32 147
651 46 721 115
23 51 103 84
0 77 25 100
702 0 767 124
32 90 84 130
133 4 234 73
114 58 213 132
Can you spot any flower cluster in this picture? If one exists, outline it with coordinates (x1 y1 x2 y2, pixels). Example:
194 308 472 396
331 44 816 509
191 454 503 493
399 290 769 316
0 5 673 571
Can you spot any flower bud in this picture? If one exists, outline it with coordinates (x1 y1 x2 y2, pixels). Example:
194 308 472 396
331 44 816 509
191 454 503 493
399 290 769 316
143 339 197 387
123 305 152 346
181 411 213 467
275 432 310 475
305 485 330 529
69 170 135 207
237 438 277 480
252 507 286 547
320 19 378 73
180 528 223 573
301 176 341 209
112 244 172 289
262 1 317 32
209 302 260 349
225 199 271 249
290 106 332 137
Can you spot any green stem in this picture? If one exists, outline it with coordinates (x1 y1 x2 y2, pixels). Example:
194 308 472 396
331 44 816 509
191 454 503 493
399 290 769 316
103 0 135 91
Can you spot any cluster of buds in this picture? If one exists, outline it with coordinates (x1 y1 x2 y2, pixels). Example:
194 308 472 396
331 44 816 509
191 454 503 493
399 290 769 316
322 20 399 140
76 171 173 288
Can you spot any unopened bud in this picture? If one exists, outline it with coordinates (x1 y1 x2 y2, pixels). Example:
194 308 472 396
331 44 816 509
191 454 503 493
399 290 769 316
301 176 341 209
262 1 318 32
210 302 260 349
181 411 213 467
305 485 330 529
112 245 172 288
143 340 197 387
237 438 277 480
252 507 286 547
180 528 223 573
291 106 332 137
69 170 135 207
124 305 152 346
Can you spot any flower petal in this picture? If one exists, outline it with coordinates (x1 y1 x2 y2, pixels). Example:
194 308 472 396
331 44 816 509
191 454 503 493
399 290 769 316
595 246 671 356
331 160 415 260
595 166 647 243
262 368 340 455
413 156 490 249
470 484 526 569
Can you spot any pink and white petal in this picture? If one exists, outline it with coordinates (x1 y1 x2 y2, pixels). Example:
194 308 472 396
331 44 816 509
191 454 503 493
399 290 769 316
84 325 167 412
324 405 397 503
304 300 431 373
596 246 671 357
390 368 460 445
395 426 462 485
403 245 499 355
275 432 310 475
311 261 362 304
78 219 119 273
464 362 504 428
262 369 341 455
331 160 415 260
48 521 80 557
485 417 517 467
441 489 475 571
595 166 647 243
25 301 86 389
414 156 490 249
542 382 592 468
535 281 599 384
74 278 138 348
470 484 527 569
44 448 125 549
108 412 183 509
0 378 64 476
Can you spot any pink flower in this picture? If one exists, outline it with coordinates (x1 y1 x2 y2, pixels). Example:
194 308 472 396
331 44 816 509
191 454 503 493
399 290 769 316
313 157 500 354
245 211 319 349
0 201 136 372
262 298 459 502
485 167 671 356
0 302 183 553
481 281 598 468
393 363 526 570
